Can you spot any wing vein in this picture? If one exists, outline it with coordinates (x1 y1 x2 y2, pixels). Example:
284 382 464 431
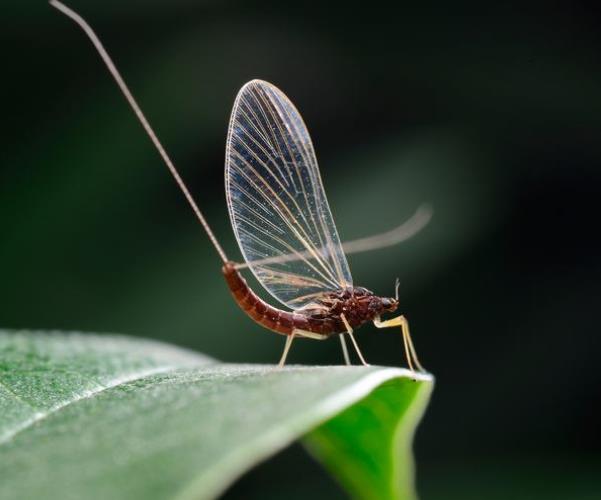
225 80 352 309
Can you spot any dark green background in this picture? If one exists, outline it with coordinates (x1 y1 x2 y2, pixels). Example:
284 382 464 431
2 1 599 498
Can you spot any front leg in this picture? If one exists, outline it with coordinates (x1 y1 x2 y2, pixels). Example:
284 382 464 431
373 315 425 372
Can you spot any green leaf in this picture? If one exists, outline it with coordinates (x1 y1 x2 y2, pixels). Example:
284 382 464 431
305 376 431 500
0 330 433 500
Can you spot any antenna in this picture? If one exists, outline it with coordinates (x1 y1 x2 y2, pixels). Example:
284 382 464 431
49 0 229 264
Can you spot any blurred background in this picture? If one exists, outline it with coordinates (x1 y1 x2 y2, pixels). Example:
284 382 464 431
2 0 600 498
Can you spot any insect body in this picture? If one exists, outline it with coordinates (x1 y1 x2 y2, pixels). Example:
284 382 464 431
223 260 405 367
51 1 429 372
222 80 423 368
223 261 398 337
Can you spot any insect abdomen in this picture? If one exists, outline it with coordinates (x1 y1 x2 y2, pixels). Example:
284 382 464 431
222 262 345 338
222 262 296 336
221 262 344 337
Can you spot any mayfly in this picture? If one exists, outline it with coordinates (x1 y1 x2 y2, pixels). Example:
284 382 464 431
50 1 432 370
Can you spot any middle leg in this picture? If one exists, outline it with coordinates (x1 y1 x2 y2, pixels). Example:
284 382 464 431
340 314 369 366
339 335 351 365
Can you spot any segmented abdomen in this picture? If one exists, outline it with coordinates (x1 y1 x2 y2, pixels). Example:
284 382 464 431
222 262 340 337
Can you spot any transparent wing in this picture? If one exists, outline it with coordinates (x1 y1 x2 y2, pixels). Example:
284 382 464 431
232 204 433 271
225 79 352 309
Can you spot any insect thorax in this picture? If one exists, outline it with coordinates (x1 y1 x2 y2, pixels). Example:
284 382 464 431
304 286 392 329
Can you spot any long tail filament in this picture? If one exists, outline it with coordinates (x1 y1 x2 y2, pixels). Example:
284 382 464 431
49 1 228 264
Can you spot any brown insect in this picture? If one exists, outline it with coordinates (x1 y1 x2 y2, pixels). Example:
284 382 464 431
51 1 431 370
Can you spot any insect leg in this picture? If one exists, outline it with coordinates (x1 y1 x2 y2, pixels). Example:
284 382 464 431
373 315 425 372
339 335 351 366
340 314 369 366
278 328 327 366
278 333 295 368
292 329 328 340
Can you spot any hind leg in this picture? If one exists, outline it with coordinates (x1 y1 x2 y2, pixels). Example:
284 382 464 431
277 334 295 368
277 329 327 367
